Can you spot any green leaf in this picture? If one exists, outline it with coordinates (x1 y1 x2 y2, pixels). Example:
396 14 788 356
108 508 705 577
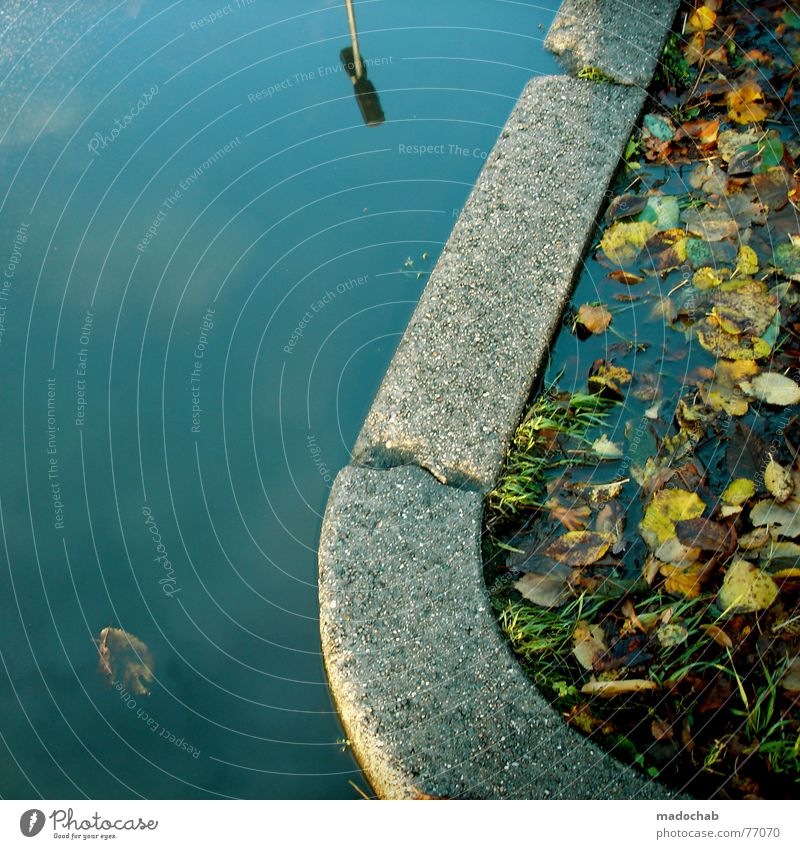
643 113 674 142
783 8 800 29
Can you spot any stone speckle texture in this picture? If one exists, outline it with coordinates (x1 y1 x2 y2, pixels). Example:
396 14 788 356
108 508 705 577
353 76 646 492
320 465 678 800
546 0 680 87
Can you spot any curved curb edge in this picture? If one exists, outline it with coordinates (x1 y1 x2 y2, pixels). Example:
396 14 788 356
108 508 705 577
320 1 685 799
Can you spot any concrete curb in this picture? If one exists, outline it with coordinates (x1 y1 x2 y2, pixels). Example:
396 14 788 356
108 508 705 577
546 0 680 87
320 1 685 799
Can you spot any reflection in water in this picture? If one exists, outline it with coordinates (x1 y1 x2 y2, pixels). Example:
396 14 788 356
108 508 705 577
342 0 384 127
0 0 560 799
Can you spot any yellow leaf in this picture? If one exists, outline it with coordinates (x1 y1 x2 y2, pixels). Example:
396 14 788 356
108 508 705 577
640 488 706 548
765 457 794 503
727 81 768 124
735 245 759 276
660 562 705 599
545 531 615 566
715 359 760 384
721 478 755 505
687 5 716 32
718 559 778 614
599 220 656 266
693 266 725 290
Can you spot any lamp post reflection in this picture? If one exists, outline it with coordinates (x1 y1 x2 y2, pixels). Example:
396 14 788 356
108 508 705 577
341 0 384 127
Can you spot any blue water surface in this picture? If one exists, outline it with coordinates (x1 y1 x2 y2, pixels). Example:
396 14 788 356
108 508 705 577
0 0 559 799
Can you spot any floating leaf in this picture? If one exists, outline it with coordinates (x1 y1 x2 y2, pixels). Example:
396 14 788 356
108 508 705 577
721 478 755 505
588 362 632 399
576 303 612 334
599 220 656 266
96 627 154 696
717 559 778 614
740 372 800 406
735 245 759 276
592 435 623 459
693 267 725 290
726 80 768 124
608 270 645 285
606 193 648 221
640 489 706 548
687 5 716 31
545 531 614 566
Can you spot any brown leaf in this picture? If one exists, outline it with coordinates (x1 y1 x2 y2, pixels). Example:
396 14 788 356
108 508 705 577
674 517 737 554
577 303 613 334
96 627 154 696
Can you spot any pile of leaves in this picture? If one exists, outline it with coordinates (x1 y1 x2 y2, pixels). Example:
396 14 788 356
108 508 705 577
485 0 800 799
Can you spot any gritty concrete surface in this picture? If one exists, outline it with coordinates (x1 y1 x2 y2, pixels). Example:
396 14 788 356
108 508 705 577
353 75 646 492
546 0 680 87
320 465 679 799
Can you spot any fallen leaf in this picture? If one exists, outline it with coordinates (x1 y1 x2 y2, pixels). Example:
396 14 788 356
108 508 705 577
96 627 154 696
726 80 769 125
721 478 755 505
740 372 800 406
687 5 716 32
660 562 706 599
765 457 794 503
780 657 800 692
514 568 572 609
701 624 733 649
675 517 737 554
657 622 689 647
588 362 632 399
592 435 624 459
572 621 608 670
581 679 659 697
545 531 615 566
599 220 657 266
735 244 759 276
718 559 778 614
577 303 612 334
640 488 706 548
749 499 800 538
608 270 645 285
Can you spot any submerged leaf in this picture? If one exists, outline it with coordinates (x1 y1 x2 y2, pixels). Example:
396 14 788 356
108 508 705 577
96 627 154 696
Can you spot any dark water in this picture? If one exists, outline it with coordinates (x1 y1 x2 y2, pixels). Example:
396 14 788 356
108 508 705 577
0 0 558 799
